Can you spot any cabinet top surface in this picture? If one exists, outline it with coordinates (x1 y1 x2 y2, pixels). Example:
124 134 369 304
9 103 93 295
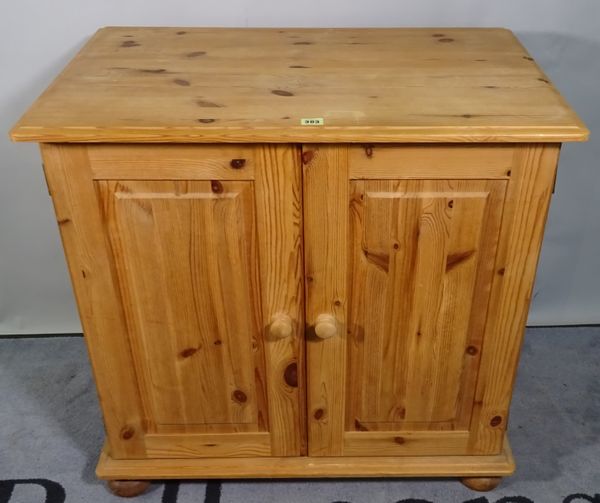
11 27 588 143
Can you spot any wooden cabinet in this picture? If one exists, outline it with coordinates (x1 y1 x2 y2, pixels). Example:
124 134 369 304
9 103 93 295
11 27 587 495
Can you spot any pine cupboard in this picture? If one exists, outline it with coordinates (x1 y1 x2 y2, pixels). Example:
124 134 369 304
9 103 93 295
11 27 588 496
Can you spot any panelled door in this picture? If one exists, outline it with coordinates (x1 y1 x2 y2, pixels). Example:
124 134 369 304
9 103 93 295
303 143 559 457
42 143 305 459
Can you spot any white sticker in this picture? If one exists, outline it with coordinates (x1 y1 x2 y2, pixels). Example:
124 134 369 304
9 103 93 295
300 118 324 126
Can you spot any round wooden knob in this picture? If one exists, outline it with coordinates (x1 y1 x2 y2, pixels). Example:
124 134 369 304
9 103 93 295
269 313 293 339
314 314 338 339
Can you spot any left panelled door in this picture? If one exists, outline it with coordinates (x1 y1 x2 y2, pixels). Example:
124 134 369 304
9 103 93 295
41 144 305 459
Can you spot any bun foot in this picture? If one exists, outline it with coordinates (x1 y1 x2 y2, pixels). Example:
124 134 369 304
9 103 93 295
460 476 502 492
107 480 151 498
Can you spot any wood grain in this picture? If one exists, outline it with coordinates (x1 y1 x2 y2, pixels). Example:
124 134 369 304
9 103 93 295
96 438 515 479
88 144 256 180
144 432 271 458
343 431 470 456
469 144 561 454
304 145 349 456
96 179 265 429
254 144 306 456
11 27 587 143
42 143 305 460
345 180 506 447
40 144 147 459
348 145 514 179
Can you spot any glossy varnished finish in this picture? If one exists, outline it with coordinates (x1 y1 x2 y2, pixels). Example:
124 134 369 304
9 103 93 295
11 27 587 143
12 27 588 488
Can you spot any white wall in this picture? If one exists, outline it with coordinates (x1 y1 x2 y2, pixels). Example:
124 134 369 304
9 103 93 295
1 1 599 334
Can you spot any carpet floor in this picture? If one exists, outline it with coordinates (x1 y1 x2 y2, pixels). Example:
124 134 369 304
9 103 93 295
0 326 598 503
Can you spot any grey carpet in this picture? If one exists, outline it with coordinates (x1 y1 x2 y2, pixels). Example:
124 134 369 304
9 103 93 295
0 326 598 502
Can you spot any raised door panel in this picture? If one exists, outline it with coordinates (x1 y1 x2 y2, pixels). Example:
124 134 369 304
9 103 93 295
305 144 557 457
346 180 506 439
96 180 266 429
42 144 304 459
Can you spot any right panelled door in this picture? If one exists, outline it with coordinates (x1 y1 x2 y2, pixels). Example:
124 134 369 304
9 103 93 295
303 144 559 457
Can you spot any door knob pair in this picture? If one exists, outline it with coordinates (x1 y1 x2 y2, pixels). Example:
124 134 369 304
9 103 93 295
269 313 338 339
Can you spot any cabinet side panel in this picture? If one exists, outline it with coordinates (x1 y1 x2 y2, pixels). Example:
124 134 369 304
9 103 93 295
40 144 146 458
469 144 560 454
304 145 349 456
254 144 306 456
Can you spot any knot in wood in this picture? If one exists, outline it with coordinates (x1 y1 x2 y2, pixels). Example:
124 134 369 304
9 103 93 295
120 425 135 440
284 362 298 387
232 389 247 403
211 180 223 193
230 158 246 169
301 150 314 165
